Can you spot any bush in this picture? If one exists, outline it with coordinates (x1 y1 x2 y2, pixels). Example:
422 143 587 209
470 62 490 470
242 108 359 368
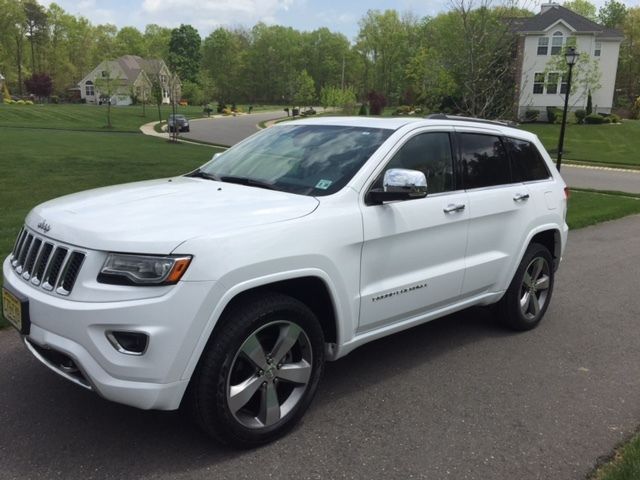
367 91 387 115
586 91 593 115
16 99 25 105
546 106 563 123
50 95 59 104
3 98 14 104
584 114 605 124
524 109 540 122
394 105 413 116
574 109 586 124
610 113 621 124
358 103 367 116
632 96 640 119
24 100 34 105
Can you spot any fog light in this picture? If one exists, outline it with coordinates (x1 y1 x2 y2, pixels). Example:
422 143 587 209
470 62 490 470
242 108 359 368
106 331 148 356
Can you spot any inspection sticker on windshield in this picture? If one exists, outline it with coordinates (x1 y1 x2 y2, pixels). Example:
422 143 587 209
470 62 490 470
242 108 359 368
315 179 333 190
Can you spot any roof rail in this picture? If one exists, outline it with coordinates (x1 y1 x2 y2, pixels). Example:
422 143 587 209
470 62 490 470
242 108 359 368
426 113 519 128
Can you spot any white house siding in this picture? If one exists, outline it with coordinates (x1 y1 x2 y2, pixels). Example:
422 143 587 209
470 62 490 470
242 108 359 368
517 22 621 119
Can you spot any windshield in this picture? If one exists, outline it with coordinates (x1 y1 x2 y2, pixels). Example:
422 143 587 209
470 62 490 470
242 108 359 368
169 115 185 120
197 124 392 196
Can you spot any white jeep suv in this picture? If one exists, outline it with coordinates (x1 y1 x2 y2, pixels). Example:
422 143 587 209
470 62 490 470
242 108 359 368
2 115 568 447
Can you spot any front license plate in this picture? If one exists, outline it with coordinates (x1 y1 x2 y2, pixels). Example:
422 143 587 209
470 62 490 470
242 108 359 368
2 287 29 334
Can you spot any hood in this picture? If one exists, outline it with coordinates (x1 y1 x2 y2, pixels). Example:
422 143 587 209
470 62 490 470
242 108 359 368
26 177 319 253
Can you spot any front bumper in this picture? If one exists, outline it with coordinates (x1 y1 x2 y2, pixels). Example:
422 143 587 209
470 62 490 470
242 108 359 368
3 256 216 410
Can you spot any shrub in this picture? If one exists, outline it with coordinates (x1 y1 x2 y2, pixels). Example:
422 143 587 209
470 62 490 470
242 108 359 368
367 91 387 115
358 103 367 116
546 106 563 123
524 109 540 122
16 99 25 105
394 105 413 116
3 98 14 104
631 97 640 119
574 109 586 124
584 114 605 124
50 95 59 104
24 100 34 105
610 113 621 124
586 91 593 115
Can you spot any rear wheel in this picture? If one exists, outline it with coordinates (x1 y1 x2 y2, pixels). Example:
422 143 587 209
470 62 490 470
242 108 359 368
188 293 325 447
496 243 554 331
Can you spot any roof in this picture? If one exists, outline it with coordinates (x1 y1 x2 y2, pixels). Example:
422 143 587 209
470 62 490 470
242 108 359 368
279 116 538 141
514 4 623 38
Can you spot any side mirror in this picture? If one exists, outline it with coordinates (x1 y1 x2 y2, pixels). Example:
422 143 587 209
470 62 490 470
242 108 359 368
366 168 428 205
212 152 222 161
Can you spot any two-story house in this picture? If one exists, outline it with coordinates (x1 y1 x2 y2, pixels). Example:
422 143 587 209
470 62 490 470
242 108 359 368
78 55 179 105
513 3 623 121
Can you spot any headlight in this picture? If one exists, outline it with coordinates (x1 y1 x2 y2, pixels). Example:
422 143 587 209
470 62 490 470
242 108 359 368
98 253 192 286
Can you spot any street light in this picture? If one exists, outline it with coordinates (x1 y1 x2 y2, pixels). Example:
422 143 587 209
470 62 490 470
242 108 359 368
556 46 579 171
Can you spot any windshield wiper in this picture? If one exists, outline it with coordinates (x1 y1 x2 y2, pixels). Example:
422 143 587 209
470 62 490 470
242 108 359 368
219 176 277 191
186 169 220 181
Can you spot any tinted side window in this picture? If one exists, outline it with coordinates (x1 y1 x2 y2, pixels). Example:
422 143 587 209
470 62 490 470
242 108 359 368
459 133 510 189
506 137 551 182
374 132 454 194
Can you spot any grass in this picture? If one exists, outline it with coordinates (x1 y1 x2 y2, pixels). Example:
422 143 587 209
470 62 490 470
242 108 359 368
0 103 285 133
591 432 640 480
520 120 640 167
566 190 640 229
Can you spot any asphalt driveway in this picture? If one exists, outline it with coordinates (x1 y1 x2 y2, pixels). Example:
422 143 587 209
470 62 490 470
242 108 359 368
1 214 640 479
180 110 286 146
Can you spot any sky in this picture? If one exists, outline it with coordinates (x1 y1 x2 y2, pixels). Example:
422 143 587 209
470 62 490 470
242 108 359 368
38 0 640 41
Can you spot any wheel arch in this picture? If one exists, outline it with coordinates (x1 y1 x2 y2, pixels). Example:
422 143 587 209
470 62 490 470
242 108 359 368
181 270 343 383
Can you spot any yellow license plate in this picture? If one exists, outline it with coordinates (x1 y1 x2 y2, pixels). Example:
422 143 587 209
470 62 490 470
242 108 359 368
2 287 22 331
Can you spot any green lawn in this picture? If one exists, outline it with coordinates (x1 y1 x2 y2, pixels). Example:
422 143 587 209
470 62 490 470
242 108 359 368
592 433 640 480
0 103 286 133
520 120 640 168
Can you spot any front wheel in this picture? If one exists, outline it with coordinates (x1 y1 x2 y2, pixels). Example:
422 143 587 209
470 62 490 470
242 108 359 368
496 242 555 331
188 293 325 447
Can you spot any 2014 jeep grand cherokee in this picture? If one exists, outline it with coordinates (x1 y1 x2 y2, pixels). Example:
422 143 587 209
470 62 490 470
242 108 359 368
2 116 568 447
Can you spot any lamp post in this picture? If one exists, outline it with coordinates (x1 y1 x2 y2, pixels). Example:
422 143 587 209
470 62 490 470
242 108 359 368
556 46 579 171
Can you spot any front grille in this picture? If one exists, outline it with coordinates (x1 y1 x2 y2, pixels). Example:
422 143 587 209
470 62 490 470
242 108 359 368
9 227 86 296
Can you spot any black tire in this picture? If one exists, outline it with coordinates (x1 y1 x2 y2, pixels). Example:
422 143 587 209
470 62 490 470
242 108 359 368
496 242 555 331
188 292 325 448
184 127 190 132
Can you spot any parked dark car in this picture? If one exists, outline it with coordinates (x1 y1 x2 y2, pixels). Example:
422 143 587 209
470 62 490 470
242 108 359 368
168 114 190 132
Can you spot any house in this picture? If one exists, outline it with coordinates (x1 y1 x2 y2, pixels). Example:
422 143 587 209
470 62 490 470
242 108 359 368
78 55 180 105
513 4 623 120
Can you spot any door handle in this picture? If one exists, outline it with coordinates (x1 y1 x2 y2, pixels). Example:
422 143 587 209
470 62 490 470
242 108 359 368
443 203 466 213
513 193 530 202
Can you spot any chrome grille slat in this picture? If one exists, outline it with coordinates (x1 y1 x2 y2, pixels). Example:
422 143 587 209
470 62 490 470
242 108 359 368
22 238 43 279
32 243 54 286
9 227 86 296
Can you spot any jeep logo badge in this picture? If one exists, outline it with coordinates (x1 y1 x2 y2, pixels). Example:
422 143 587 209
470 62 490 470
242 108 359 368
36 220 51 233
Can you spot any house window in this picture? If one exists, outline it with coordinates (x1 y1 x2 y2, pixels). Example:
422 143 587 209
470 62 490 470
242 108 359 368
533 73 545 94
560 73 569 94
537 37 549 55
566 36 577 47
546 73 560 94
595 41 601 56
160 74 167 84
551 31 564 55
85 81 94 96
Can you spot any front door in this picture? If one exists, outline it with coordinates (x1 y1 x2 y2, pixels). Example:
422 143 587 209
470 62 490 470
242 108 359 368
358 130 469 331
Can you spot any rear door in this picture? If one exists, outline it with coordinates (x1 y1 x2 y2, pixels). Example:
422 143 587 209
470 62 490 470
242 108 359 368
456 129 537 296
358 129 469 331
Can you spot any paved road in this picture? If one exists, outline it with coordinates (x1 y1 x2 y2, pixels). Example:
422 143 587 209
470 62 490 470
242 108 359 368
561 164 640 194
1 214 640 479
181 111 286 146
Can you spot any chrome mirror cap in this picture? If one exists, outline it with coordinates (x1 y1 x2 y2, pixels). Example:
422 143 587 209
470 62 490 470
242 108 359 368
383 168 428 196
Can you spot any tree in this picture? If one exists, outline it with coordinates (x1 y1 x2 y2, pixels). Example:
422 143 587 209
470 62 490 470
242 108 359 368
168 24 201 82
426 1 522 118
144 24 171 60
24 72 52 99
23 0 48 73
94 65 121 128
543 49 602 108
115 27 147 57
0 0 27 95
598 0 627 28
405 46 456 111
563 0 597 21
294 70 315 108
202 27 246 104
